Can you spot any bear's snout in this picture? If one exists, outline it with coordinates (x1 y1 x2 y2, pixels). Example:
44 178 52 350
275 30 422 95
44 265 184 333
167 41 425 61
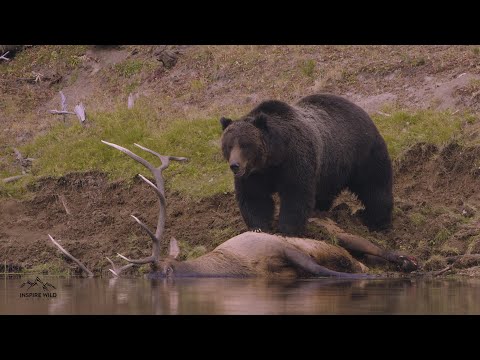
229 162 240 174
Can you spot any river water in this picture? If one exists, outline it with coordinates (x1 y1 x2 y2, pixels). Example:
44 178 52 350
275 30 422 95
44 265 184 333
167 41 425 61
2 276 480 315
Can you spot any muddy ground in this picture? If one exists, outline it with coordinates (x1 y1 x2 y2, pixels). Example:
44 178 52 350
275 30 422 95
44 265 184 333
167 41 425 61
1 45 480 276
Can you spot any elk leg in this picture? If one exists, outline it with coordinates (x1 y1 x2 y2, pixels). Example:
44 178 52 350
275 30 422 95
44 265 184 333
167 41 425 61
283 247 376 279
308 218 418 272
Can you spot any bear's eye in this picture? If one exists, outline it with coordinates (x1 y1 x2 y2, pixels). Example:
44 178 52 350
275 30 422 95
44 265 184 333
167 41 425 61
239 143 249 149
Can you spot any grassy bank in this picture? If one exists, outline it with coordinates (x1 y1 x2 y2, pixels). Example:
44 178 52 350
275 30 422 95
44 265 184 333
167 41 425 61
2 105 231 199
1 105 474 200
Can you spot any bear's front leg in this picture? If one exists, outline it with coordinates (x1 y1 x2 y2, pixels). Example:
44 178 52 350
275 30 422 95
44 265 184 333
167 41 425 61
235 176 274 232
277 184 315 236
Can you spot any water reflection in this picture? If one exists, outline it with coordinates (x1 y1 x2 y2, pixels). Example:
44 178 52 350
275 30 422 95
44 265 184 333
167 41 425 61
2 275 480 315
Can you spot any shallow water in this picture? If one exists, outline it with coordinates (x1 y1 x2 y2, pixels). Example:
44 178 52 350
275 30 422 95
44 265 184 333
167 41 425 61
2 276 480 315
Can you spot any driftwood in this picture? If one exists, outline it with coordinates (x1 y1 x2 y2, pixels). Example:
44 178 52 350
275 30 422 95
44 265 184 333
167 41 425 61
57 195 72 215
13 147 34 174
0 51 10 61
50 91 87 125
128 93 139 109
1 148 34 183
2 175 25 183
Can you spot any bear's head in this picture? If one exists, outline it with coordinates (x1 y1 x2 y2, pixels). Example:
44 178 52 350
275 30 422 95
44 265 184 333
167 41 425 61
220 113 268 178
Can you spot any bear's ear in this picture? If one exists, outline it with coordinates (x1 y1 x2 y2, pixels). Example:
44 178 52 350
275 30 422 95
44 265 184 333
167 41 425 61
220 117 233 130
252 113 268 131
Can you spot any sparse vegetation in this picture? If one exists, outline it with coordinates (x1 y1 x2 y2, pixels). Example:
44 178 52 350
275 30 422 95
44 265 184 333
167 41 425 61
372 109 465 159
424 255 447 271
114 60 144 78
409 212 427 227
432 227 452 246
300 59 316 78
0 45 88 78
17 106 231 199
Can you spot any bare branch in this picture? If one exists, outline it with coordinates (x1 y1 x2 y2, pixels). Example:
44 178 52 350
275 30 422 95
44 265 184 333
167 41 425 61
376 111 391 117
128 93 139 109
13 147 33 174
58 194 72 215
2 175 25 183
48 234 94 277
106 257 134 277
50 110 76 115
0 51 9 61
32 72 43 83
434 265 453 277
60 91 67 112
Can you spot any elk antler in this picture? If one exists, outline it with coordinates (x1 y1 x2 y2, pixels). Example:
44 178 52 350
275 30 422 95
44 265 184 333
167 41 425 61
106 257 134 277
48 234 94 277
101 141 188 272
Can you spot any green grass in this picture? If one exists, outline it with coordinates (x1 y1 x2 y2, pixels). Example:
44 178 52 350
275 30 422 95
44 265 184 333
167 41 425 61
409 212 427 227
23 261 72 276
300 59 316 78
432 227 452 246
114 60 145 78
0 45 88 78
2 107 472 200
372 109 466 159
18 106 232 199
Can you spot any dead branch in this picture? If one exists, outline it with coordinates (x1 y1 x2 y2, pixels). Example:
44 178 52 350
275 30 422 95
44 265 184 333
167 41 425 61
74 103 86 124
106 257 134 277
13 147 33 174
58 194 72 215
101 140 187 270
2 175 25 183
0 51 9 61
433 265 453 277
50 91 87 125
308 217 418 272
50 110 76 115
376 111 391 117
47 234 94 277
128 93 139 109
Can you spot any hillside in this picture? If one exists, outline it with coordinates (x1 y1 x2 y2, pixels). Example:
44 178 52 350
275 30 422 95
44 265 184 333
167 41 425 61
1 45 480 276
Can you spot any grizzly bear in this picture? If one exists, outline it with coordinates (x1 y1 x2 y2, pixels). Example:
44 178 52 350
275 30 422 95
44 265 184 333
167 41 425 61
220 93 393 236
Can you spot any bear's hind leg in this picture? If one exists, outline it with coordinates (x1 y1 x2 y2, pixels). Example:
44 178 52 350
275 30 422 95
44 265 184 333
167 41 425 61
353 186 393 231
